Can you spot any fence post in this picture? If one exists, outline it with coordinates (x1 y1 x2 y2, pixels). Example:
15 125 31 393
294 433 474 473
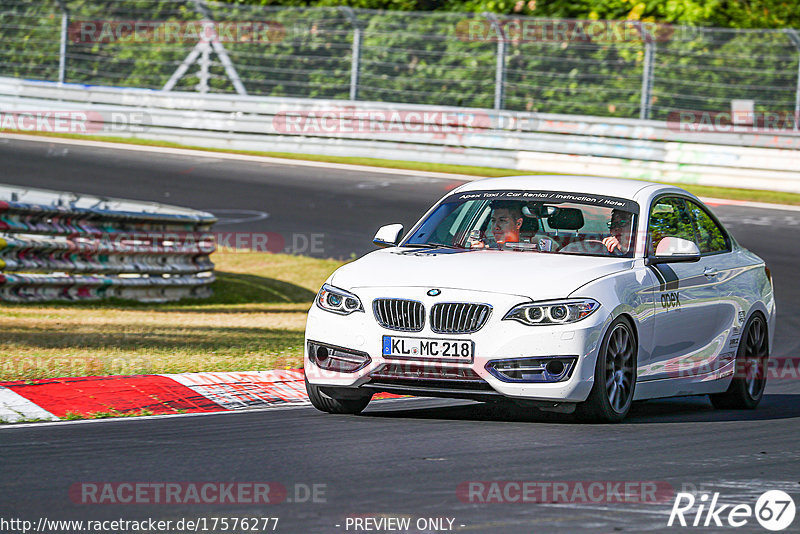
55 0 69 84
639 40 655 120
341 7 361 101
484 13 506 111
796 52 800 130
786 29 800 131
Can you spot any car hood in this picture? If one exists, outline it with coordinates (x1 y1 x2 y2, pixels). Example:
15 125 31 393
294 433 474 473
331 247 633 300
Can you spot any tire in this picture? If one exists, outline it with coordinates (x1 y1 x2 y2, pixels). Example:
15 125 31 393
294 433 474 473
710 313 769 410
305 375 372 415
576 318 637 423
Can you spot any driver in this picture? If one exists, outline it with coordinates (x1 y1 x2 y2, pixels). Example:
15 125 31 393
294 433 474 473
490 201 524 248
468 200 523 250
602 209 634 254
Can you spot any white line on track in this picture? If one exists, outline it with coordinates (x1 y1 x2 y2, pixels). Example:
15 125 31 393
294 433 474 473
206 209 270 225
701 197 800 213
0 396 419 430
0 401 311 430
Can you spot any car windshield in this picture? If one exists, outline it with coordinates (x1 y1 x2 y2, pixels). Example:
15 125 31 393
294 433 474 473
404 189 639 257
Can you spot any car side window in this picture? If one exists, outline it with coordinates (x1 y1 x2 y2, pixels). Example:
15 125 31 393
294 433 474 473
420 201 481 244
648 197 695 254
685 200 730 254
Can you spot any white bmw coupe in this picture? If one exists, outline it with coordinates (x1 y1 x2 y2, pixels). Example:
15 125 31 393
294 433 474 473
304 176 775 422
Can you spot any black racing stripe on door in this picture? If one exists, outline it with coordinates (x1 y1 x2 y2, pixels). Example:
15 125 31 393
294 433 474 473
648 265 666 292
653 264 679 291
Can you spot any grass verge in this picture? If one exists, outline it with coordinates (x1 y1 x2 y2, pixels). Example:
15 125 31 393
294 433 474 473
63 409 155 420
9 130 800 206
0 252 345 380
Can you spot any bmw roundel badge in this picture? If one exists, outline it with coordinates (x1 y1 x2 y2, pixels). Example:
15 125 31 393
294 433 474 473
427 289 441 297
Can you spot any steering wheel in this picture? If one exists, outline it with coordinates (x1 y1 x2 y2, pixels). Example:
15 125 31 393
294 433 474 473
560 239 614 255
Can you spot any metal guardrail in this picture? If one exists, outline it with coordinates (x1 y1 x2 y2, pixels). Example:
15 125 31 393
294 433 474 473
1 76 798 193
0 184 216 303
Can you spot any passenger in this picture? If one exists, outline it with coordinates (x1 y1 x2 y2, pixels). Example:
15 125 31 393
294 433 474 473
602 209 634 254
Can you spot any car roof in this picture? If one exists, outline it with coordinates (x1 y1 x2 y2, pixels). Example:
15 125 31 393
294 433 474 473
455 175 680 201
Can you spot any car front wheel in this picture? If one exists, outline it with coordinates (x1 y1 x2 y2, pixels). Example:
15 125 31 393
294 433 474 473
305 375 372 414
576 318 637 423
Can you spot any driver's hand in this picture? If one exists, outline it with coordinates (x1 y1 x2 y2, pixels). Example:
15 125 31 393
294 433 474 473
602 236 621 253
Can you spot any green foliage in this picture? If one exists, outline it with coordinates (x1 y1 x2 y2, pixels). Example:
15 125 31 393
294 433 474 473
356 12 496 107
0 1 797 120
705 0 800 29
225 0 800 28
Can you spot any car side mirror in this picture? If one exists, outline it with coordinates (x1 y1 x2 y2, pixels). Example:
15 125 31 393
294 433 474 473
373 224 404 248
646 237 701 265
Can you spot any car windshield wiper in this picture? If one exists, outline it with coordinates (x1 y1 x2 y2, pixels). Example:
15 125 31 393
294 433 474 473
403 243 466 250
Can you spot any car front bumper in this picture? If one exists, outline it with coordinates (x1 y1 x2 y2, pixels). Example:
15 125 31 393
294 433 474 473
304 287 610 404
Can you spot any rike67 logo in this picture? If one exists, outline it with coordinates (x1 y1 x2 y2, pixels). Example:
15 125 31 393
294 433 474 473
668 490 796 531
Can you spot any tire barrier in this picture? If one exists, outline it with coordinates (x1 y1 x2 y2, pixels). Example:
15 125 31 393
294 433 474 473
0 184 216 303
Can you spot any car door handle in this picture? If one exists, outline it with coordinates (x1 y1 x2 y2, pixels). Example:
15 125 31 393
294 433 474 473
704 267 718 278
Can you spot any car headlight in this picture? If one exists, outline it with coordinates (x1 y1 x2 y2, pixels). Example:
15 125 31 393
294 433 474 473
503 299 600 325
316 284 364 315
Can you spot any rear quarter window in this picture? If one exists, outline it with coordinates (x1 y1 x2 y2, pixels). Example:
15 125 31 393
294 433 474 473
686 200 730 254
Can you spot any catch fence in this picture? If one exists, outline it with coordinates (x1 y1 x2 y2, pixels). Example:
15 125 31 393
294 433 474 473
1 1 799 123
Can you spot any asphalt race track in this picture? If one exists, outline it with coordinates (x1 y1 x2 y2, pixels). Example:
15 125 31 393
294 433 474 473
1 137 799 533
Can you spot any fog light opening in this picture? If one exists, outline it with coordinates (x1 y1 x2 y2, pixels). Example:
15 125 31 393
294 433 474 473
308 341 371 373
545 359 565 376
486 356 577 383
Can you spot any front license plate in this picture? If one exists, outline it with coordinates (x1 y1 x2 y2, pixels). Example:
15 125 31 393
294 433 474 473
382 336 474 362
